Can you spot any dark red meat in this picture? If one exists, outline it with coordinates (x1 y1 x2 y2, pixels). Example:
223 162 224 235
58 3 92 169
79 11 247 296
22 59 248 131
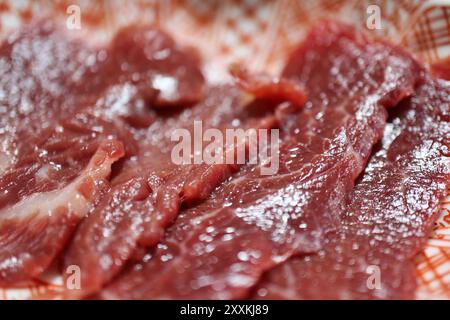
63 76 307 298
0 19 205 286
110 24 205 107
101 21 421 299
229 65 306 107
253 77 450 299
0 139 124 285
0 20 205 209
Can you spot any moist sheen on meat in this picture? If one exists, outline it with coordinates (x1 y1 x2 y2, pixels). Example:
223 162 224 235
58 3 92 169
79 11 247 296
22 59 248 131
0 19 306 292
253 77 450 299
0 19 205 286
63 82 305 298
101 21 422 300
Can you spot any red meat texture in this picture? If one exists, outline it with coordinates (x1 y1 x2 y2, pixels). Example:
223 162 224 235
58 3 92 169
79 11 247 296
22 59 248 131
1 19 448 300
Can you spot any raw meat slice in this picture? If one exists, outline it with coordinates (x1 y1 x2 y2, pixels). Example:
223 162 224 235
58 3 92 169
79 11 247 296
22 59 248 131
0 139 124 286
101 21 421 299
0 21 111 184
0 19 205 285
0 113 136 211
0 20 205 208
253 77 450 299
110 24 205 107
64 79 306 298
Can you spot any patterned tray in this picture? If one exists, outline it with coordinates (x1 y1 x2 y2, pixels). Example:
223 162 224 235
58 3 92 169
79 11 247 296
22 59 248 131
0 0 449 299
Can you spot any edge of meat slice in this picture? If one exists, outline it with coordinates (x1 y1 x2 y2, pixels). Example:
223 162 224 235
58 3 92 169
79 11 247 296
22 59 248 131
63 77 306 298
0 139 124 286
0 18 206 287
99 20 422 300
252 77 450 299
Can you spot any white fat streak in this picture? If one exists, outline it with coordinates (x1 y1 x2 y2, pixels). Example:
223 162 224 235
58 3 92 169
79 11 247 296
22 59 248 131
0 145 117 221
0 151 10 174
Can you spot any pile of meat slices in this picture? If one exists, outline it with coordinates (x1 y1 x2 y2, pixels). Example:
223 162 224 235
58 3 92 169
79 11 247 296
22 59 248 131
0 19 449 300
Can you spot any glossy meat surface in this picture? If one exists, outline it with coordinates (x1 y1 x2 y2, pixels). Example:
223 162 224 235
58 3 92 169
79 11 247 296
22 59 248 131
0 19 306 292
0 139 124 285
63 83 301 297
253 78 450 299
0 20 204 286
102 21 421 299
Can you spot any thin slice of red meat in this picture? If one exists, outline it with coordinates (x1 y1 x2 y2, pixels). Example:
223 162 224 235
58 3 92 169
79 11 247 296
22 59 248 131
0 21 110 179
110 25 205 107
0 139 124 286
0 19 205 286
252 77 450 300
63 78 306 298
0 20 205 206
101 20 421 299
